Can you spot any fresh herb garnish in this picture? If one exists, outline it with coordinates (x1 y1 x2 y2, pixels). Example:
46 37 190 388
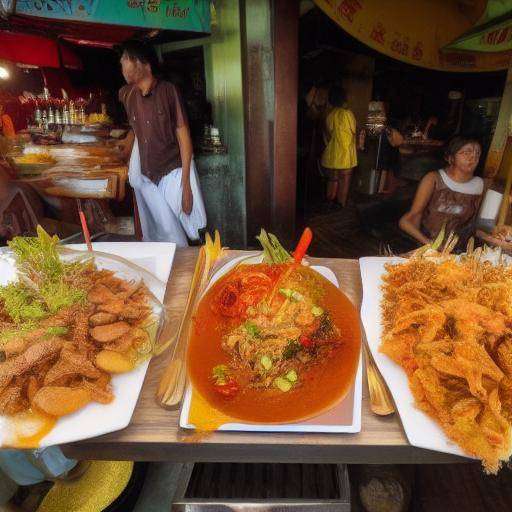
315 314 334 339
244 321 261 338
0 226 89 345
212 364 230 385
283 340 301 360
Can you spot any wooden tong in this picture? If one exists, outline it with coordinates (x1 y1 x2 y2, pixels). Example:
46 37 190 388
156 232 223 408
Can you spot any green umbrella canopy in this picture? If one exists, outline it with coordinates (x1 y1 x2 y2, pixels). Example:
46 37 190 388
445 0 512 52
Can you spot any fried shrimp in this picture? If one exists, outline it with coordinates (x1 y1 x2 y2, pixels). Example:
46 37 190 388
381 257 512 473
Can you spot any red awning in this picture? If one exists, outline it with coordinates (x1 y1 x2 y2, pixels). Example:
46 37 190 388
0 31 60 68
0 30 83 70
59 43 83 70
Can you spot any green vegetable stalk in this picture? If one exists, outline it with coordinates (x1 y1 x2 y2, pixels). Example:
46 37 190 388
256 229 292 264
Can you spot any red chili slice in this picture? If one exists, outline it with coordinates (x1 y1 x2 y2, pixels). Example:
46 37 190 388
299 335 315 348
214 379 240 398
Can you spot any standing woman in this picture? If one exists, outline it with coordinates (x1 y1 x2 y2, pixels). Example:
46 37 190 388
320 86 357 207
399 135 484 249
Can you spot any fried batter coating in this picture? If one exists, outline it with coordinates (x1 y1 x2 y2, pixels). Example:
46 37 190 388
0 265 153 421
381 258 512 473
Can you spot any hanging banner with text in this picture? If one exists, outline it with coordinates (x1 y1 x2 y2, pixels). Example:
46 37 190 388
15 0 211 33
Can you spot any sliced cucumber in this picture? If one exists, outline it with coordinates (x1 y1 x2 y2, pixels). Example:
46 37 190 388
286 370 298 382
260 355 272 370
311 306 324 317
274 377 292 392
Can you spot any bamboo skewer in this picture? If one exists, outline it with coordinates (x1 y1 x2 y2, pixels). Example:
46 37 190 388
76 198 92 252
156 246 206 408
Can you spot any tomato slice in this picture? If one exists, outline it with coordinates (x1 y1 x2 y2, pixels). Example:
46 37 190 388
214 283 244 317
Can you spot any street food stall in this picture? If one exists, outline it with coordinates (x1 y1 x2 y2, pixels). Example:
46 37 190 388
4 1 512 509
0 0 212 242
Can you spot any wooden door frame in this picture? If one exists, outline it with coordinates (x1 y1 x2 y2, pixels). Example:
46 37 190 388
272 0 298 245
242 0 298 246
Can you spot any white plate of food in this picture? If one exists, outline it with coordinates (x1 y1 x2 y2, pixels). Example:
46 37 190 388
180 240 362 433
0 232 175 447
360 251 512 473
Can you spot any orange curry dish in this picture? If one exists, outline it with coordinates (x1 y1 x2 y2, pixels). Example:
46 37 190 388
187 261 361 424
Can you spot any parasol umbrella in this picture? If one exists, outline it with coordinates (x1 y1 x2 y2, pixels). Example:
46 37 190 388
313 0 512 72
444 0 512 53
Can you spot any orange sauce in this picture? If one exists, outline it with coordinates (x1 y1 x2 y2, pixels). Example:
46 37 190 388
2 409 57 448
187 264 361 426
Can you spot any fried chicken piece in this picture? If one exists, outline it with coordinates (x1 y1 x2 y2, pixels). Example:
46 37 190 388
2 338 30 358
120 302 149 320
80 378 114 404
0 338 63 389
0 384 28 415
88 284 117 304
103 335 134 353
72 308 94 354
117 281 142 300
90 321 131 343
25 375 40 403
60 348 101 378
44 350 101 386
89 312 118 327
97 299 125 316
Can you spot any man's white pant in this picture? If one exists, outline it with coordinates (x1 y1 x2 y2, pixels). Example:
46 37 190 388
129 138 207 246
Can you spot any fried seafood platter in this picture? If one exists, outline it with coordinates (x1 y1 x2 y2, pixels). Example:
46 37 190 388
0 228 163 447
375 250 512 473
187 232 361 426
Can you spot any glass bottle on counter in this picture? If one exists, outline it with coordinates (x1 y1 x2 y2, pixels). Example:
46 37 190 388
48 107 55 125
34 107 42 128
69 102 75 124
79 106 86 124
62 104 70 125
41 110 48 131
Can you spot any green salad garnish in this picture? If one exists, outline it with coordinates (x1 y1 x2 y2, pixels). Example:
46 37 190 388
0 226 91 345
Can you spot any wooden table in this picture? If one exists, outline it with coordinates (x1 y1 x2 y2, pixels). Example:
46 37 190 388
62 248 466 464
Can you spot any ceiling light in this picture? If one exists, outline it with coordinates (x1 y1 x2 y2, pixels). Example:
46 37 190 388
0 66 9 79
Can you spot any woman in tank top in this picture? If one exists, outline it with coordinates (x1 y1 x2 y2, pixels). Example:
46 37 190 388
399 135 484 249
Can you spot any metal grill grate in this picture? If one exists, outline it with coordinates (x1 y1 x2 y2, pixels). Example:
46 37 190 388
171 463 350 511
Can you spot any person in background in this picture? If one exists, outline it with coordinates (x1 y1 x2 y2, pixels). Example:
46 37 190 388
320 86 357 207
305 79 329 122
358 116 404 195
117 40 206 245
399 135 484 249
0 104 15 139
